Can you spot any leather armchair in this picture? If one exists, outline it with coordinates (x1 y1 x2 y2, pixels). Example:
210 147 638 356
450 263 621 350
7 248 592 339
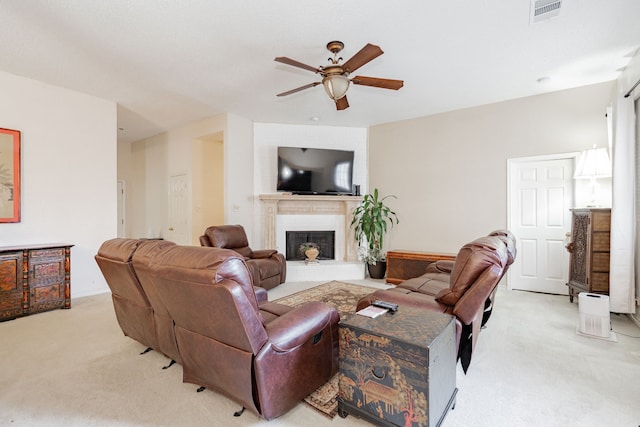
148 245 339 420
199 224 286 289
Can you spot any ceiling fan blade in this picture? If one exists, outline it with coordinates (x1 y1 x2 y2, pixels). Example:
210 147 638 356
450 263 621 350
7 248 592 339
274 56 322 73
335 96 349 110
276 82 321 97
352 75 404 90
342 43 384 73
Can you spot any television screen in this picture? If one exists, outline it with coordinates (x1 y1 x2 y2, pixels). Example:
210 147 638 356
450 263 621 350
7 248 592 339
277 147 354 195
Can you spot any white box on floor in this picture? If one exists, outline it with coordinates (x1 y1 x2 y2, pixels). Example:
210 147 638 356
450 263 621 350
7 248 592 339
578 292 611 338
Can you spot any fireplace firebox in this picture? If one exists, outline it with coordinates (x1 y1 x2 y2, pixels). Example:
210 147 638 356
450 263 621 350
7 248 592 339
286 231 335 261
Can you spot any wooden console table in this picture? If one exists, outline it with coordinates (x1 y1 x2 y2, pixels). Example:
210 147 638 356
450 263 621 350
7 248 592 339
386 250 456 284
0 243 73 321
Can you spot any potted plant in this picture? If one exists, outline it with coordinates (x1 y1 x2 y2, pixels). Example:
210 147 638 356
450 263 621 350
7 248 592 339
350 188 399 279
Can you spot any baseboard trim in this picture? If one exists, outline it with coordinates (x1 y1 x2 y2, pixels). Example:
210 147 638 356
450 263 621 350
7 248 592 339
286 260 365 282
627 313 640 329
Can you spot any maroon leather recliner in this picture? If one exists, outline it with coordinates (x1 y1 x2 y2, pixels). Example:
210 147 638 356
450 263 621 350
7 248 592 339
149 245 339 420
130 239 182 365
200 224 286 290
357 234 510 372
95 239 159 353
418 229 517 325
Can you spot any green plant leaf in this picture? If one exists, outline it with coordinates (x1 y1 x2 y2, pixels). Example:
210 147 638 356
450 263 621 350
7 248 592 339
350 188 399 262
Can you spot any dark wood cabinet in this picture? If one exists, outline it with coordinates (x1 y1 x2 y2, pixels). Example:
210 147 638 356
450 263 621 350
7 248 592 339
386 250 456 285
566 208 610 302
0 250 25 320
0 243 73 321
338 307 457 427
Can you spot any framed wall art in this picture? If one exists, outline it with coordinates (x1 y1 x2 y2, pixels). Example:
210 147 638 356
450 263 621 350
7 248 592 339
0 128 21 223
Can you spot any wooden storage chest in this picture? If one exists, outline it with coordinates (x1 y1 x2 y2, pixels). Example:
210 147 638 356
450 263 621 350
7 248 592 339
338 306 457 427
385 250 456 285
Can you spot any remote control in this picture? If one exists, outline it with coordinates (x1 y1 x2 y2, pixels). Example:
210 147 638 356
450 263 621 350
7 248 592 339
372 300 399 312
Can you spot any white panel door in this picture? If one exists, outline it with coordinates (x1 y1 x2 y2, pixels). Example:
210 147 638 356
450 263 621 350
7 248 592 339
508 157 574 294
168 174 190 244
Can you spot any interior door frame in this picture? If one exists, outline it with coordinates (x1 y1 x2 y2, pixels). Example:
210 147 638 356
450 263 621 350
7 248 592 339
117 179 125 238
506 151 579 291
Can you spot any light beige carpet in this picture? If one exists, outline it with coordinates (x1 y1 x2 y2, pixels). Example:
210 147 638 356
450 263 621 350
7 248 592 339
274 281 378 418
4 282 640 426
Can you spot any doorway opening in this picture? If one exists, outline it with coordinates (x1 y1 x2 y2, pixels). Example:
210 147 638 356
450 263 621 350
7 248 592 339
192 132 224 244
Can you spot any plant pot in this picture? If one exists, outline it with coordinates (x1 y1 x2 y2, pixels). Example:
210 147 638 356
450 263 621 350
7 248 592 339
367 261 387 279
299 242 319 259
305 247 319 263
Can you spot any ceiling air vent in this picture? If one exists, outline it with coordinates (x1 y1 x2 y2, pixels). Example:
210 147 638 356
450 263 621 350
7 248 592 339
530 0 562 24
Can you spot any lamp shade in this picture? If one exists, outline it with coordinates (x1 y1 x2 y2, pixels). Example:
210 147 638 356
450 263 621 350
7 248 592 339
322 74 350 101
574 146 612 179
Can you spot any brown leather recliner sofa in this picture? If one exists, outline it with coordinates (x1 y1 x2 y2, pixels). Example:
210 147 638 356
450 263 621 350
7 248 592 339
200 224 286 290
96 239 339 420
423 230 517 326
357 231 515 372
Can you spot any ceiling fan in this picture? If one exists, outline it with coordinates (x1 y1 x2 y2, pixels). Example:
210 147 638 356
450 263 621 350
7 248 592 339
275 41 404 110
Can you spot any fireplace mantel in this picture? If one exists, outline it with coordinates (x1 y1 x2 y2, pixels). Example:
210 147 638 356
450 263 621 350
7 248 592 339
259 194 363 262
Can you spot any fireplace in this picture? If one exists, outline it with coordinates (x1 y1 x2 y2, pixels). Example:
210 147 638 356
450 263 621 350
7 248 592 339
258 194 365 281
286 230 335 261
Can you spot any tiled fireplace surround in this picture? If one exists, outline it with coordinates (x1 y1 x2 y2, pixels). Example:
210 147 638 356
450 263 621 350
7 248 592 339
259 194 365 282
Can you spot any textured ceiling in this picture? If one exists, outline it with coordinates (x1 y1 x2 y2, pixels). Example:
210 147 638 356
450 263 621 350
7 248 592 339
1 0 639 143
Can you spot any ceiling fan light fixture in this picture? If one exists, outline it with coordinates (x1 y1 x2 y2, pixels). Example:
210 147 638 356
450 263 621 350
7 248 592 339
322 74 350 101
276 41 400 110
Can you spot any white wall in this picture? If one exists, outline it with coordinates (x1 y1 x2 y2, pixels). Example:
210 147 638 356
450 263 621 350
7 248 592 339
121 82 617 266
369 81 615 254
225 114 255 238
128 133 169 239
0 71 117 298
252 123 368 247
125 113 255 245
192 133 224 240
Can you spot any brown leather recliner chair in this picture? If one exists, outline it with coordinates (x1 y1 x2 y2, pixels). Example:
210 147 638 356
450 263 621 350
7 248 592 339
357 235 509 373
149 245 339 420
199 224 286 289
130 239 182 365
420 229 517 325
95 238 159 352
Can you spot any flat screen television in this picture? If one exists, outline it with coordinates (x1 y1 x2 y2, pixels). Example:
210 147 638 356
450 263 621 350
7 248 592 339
277 147 354 195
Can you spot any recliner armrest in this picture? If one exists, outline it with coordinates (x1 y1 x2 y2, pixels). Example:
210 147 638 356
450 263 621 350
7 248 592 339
252 249 278 259
265 301 339 352
254 286 268 302
452 264 504 325
425 260 455 274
